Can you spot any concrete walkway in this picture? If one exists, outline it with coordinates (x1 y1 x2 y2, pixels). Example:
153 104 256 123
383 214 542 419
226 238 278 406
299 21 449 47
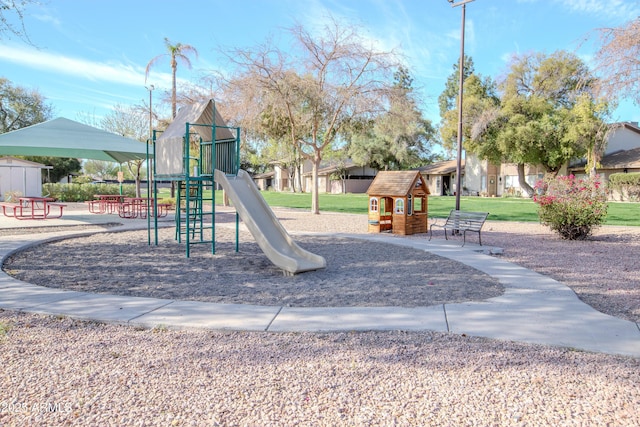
0 212 639 358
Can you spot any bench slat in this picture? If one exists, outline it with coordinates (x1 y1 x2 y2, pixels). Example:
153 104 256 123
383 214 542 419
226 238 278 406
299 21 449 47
429 209 489 246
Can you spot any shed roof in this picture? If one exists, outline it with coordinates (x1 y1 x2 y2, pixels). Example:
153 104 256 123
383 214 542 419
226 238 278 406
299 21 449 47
0 156 49 168
367 170 426 196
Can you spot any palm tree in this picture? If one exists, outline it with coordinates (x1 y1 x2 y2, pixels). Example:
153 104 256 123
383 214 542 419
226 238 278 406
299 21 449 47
145 37 198 118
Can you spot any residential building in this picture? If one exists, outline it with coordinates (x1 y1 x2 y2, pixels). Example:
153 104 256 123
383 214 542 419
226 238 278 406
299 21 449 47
254 159 377 194
465 121 640 197
416 159 465 196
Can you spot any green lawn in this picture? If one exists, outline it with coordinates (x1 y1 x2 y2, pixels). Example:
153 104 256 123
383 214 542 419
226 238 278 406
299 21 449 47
157 188 640 226
259 192 640 227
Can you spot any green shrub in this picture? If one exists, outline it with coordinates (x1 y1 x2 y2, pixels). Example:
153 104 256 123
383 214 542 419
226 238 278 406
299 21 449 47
43 183 137 202
158 197 176 208
3 190 22 202
534 175 608 240
608 172 640 201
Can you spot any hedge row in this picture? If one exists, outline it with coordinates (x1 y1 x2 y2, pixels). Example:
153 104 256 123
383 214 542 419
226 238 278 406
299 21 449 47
608 172 640 201
43 183 137 202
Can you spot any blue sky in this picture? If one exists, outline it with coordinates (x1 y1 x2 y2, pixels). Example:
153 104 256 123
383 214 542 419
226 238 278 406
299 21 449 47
1 0 638 126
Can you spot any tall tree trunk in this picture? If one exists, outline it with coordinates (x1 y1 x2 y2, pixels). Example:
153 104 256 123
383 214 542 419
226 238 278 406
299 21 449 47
588 151 602 178
295 162 303 193
171 61 177 119
135 176 141 198
127 161 143 198
288 167 296 193
517 163 534 197
311 153 321 214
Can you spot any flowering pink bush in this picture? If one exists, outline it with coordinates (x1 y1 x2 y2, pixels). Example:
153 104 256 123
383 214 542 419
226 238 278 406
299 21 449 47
533 174 608 240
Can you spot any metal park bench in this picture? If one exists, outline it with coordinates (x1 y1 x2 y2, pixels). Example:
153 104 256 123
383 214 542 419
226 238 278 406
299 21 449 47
429 209 489 246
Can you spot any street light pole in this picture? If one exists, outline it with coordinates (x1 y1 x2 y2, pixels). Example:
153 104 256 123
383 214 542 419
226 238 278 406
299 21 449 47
449 0 474 211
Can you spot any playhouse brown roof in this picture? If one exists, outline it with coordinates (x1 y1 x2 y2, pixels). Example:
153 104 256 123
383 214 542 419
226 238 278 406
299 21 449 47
367 170 424 196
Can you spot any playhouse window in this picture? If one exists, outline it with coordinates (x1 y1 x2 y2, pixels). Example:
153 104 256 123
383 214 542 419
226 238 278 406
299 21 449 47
414 197 424 212
394 199 404 214
369 197 378 212
407 194 413 216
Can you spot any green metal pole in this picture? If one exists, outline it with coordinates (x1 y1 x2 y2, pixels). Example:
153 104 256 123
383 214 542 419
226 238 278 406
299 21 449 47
119 163 123 195
185 124 191 258
211 112 216 255
152 130 159 246
235 211 239 252
235 127 241 175
235 126 241 252
147 137 151 246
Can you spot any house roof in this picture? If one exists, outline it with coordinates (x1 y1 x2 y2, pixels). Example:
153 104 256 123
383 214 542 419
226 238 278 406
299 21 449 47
302 159 365 176
416 159 464 175
570 147 640 171
253 171 275 179
613 121 640 136
367 170 426 196
0 118 150 163
601 147 640 169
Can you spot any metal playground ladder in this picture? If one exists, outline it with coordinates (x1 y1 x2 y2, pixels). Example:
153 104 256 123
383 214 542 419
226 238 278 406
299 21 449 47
149 100 240 257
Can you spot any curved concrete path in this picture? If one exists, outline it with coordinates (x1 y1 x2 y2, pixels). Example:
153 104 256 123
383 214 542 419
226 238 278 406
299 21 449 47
0 217 639 358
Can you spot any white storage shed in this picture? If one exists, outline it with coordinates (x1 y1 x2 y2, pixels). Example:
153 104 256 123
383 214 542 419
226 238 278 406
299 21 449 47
0 156 51 201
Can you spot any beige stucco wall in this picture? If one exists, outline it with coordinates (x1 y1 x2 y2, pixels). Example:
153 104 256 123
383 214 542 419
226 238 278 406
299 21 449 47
606 125 640 155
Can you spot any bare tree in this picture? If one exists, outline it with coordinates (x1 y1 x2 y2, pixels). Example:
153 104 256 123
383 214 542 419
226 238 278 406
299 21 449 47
589 18 640 107
222 17 398 214
145 38 198 118
101 104 148 197
0 0 37 43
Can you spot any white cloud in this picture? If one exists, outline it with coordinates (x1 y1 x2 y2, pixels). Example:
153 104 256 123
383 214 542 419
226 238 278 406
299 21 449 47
517 0 639 20
555 0 640 21
32 13 61 27
0 44 174 88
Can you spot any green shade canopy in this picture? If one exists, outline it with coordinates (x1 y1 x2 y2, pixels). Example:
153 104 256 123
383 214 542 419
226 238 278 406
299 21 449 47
0 117 150 163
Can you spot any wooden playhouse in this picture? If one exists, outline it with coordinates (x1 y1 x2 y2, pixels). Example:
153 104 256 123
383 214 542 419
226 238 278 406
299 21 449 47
366 170 430 235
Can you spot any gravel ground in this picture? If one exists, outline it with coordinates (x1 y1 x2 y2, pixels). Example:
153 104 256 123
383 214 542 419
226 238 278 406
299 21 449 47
478 221 640 324
1 206 639 426
0 313 638 426
2 220 502 308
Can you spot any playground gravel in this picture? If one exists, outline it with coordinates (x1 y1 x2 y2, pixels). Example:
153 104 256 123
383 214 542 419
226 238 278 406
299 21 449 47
2 226 502 308
1 207 639 425
0 312 638 426
2 206 638 321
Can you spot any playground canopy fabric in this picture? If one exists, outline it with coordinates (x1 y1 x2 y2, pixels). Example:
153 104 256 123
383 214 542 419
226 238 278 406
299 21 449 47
156 99 235 176
158 99 235 142
0 117 150 163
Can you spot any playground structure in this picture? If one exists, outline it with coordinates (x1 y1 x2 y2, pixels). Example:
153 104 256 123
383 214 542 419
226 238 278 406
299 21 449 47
148 99 325 275
366 170 430 235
